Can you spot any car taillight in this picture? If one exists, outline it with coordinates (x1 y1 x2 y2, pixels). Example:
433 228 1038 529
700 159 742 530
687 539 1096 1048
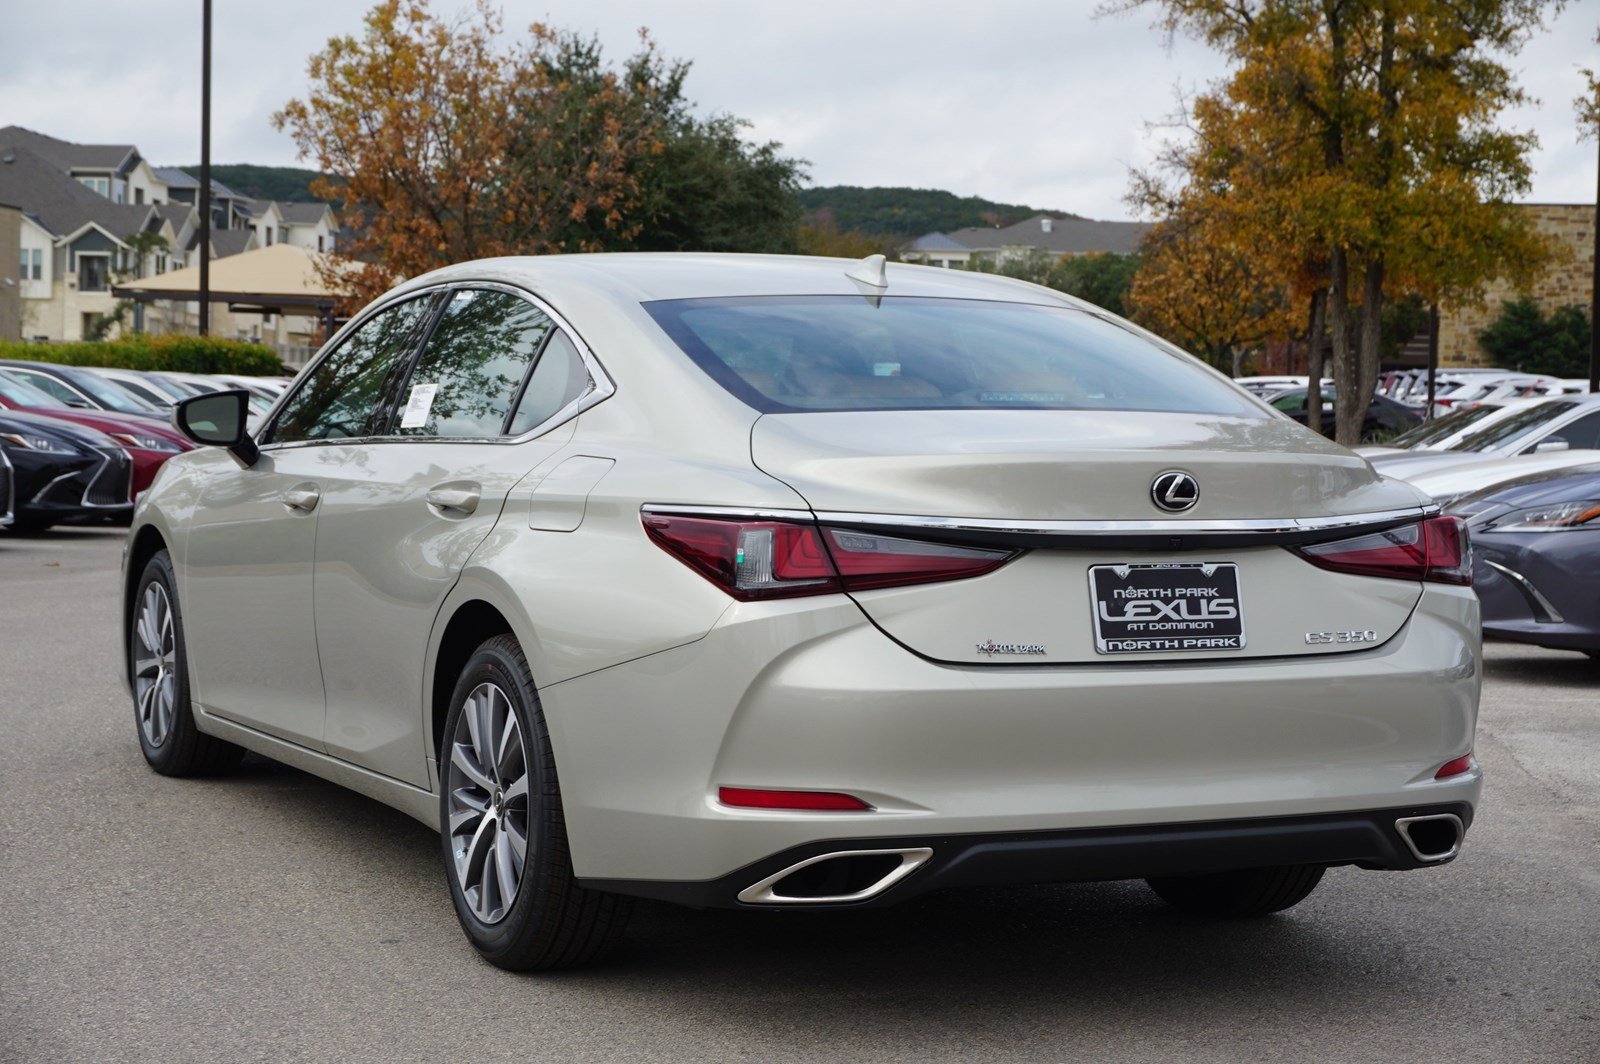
1434 753 1475 779
1296 515 1471 586
642 512 1015 600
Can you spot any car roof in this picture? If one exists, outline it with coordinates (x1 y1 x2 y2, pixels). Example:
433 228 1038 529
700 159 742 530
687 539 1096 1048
388 253 1093 311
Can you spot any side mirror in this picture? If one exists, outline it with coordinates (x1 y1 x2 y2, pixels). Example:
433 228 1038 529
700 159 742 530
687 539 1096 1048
1532 437 1570 454
173 389 259 466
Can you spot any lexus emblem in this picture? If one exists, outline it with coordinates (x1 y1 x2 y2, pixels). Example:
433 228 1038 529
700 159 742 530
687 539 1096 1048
1150 471 1199 513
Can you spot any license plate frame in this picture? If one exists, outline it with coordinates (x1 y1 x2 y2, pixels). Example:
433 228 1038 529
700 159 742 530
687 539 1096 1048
1088 562 1246 655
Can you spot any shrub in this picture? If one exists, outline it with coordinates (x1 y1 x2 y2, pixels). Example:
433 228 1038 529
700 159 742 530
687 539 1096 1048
1477 297 1592 378
0 335 284 376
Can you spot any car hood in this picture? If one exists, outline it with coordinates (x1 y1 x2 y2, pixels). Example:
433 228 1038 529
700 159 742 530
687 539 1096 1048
0 402 189 449
750 409 1428 521
1406 451 1600 504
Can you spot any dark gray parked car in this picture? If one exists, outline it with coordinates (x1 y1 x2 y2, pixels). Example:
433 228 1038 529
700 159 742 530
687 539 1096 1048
1452 463 1600 658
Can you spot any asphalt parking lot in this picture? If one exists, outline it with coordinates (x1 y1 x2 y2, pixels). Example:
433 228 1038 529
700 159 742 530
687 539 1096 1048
1 528 1596 1063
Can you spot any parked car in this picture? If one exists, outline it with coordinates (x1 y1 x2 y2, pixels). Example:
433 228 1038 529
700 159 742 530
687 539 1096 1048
1450 463 1600 659
1262 386 1422 440
1399 450 1600 507
87 368 184 411
0 360 165 418
1353 398 1541 458
0 371 191 496
1233 375 1307 395
127 255 1481 970
1370 395 1600 480
0 408 132 530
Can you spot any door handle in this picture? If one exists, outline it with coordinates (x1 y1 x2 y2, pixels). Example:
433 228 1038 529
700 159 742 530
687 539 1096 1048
426 484 480 516
282 488 320 513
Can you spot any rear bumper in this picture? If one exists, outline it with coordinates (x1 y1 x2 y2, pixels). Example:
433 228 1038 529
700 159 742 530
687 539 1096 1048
581 803 1475 909
542 583 1481 886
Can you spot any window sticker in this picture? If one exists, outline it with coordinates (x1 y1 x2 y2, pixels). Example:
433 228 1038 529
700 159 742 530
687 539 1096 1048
400 382 438 428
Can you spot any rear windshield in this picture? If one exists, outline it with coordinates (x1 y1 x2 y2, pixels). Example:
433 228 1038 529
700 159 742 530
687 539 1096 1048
645 296 1262 416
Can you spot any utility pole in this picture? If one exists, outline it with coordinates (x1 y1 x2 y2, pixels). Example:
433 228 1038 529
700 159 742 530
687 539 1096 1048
198 0 212 335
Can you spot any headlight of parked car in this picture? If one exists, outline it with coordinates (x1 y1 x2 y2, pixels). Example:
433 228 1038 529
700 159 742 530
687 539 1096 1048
109 433 184 453
1481 500 1600 532
0 431 75 454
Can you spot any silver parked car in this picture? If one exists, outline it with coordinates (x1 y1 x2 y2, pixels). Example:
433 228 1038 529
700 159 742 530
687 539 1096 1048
125 254 1482 970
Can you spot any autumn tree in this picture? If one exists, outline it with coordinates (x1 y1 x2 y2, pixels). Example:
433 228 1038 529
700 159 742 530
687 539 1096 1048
277 2 807 307
1119 0 1555 443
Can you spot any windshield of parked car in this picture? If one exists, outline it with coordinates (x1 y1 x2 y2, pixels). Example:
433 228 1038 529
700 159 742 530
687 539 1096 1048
1387 404 1498 448
646 296 1263 416
56 368 161 414
1450 400 1576 452
0 371 71 409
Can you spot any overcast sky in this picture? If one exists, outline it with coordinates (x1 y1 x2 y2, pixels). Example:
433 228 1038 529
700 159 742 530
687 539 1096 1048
5 1 1597 220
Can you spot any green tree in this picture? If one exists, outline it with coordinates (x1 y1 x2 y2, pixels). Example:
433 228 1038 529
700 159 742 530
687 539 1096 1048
1479 297 1593 377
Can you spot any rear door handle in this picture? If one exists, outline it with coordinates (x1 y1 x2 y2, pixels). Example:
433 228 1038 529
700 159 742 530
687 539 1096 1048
282 488 320 513
426 484 480 516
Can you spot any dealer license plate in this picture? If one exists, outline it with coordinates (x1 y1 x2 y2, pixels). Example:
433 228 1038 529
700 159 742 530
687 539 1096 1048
1089 562 1246 655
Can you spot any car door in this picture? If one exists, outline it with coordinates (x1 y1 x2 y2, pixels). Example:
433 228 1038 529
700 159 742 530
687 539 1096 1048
312 287 598 786
180 295 436 748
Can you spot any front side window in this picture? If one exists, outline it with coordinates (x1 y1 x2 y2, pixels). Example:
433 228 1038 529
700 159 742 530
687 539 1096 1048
1542 410 1600 452
394 289 553 438
645 296 1263 416
270 296 432 443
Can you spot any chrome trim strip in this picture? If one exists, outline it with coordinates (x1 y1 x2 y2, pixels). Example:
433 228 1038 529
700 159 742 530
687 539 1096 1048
809 505 1436 537
640 503 1437 538
735 848 933 905
641 503 813 521
1483 559 1565 624
0 449 13 527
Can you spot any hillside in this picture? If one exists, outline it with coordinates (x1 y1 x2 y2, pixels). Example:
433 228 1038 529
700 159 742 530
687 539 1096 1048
797 185 1082 238
173 163 333 203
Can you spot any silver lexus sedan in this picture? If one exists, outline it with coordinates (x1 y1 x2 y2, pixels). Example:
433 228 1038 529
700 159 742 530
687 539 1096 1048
124 254 1482 970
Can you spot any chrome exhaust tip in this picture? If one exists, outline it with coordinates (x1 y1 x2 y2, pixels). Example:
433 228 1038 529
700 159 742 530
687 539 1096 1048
737 847 933 905
1394 813 1464 863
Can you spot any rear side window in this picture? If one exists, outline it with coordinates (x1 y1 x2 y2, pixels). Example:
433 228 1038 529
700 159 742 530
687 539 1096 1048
1550 410 1600 451
645 296 1262 416
507 331 590 435
395 289 554 438
271 296 431 443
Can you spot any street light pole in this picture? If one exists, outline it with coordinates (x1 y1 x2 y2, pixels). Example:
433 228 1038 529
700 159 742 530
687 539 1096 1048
198 0 212 336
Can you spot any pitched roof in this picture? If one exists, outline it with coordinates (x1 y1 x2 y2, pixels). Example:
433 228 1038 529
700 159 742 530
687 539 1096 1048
278 201 332 226
0 145 151 243
0 126 137 175
211 229 255 257
902 231 968 252
153 202 194 234
939 214 1149 256
153 166 199 189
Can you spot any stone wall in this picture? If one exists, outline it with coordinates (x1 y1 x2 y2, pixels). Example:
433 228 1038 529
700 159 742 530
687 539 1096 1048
1436 204 1596 368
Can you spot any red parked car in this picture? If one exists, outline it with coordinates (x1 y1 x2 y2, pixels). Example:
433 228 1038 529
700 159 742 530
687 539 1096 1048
0 370 191 498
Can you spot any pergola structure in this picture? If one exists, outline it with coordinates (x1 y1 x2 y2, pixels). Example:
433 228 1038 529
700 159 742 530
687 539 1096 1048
113 243 345 339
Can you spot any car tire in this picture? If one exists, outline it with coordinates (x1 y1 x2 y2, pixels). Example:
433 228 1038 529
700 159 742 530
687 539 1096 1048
1145 864 1325 918
440 634 631 971
131 550 245 776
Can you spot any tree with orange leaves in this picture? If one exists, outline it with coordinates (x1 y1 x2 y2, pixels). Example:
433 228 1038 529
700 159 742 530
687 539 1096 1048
275 1 666 308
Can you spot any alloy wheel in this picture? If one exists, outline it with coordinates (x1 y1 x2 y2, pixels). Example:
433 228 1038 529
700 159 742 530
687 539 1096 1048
133 583 177 748
446 682 530 924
